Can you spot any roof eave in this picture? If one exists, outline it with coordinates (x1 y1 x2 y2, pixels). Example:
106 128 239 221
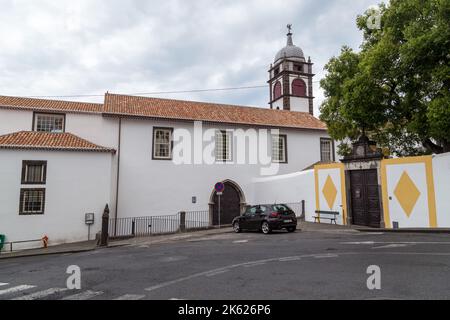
102 112 327 131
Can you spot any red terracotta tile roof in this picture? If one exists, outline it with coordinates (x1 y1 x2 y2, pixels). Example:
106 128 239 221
104 93 327 130
0 95 102 113
0 131 115 153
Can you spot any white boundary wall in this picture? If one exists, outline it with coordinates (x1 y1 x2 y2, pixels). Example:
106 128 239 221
252 170 316 222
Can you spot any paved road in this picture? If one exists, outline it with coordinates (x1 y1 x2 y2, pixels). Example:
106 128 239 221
1 228 450 300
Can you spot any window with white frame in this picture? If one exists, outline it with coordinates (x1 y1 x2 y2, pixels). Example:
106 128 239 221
34 113 65 132
215 130 232 162
272 134 287 163
19 188 45 215
153 128 173 160
21 161 47 184
320 138 334 162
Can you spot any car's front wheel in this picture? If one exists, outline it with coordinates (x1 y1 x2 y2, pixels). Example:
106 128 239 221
287 227 296 233
233 222 241 233
261 222 272 234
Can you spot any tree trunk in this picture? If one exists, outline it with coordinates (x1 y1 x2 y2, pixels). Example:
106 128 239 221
443 140 450 153
422 138 444 154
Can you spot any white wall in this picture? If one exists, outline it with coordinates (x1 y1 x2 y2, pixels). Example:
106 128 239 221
290 96 310 113
0 109 121 222
252 170 315 221
0 108 33 135
0 149 112 248
0 107 330 225
116 118 328 217
0 109 119 149
433 153 450 227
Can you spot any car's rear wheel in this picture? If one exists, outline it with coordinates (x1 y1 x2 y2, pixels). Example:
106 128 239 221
287 227 296 233
261 222 272 234
233 222 241 233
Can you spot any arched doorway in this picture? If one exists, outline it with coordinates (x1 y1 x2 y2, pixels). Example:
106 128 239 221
210 180 246 226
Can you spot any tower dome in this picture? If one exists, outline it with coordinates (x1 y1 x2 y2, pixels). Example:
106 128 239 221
269 24 314 115
274 25 305 63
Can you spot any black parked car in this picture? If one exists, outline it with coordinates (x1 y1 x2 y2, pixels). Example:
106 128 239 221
232 204 297 234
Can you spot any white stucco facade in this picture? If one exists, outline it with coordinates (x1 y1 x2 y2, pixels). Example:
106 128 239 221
433 153 450 227
115 118 329 217
0 102 333 248
0 149 112 249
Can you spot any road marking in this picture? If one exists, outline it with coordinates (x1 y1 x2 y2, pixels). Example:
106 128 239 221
313 254 339 259
205 269 230 277
0 285 36 296
343 241 450 245
233 240 249 244
342 241 376 245
114 294 146 300
62 290 103 300
145 250 450 293
243 261 267 268
279 257 301 262
12 288 69 300
0 283 9 287
373 244 409 249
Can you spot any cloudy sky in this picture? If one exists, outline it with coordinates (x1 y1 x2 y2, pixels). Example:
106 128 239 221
0 0 381 115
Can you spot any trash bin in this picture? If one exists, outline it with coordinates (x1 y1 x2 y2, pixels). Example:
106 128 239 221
0 234 5 251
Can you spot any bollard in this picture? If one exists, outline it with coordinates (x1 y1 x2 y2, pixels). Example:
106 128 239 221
301 200 306 220
180 211 186 232
100 204 110 247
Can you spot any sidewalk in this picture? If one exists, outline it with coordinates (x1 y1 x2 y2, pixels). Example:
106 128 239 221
0 227 234 260
108 227 234 247
0 240 97 260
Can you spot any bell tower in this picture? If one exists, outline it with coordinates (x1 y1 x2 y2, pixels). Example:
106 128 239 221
268 25 314 115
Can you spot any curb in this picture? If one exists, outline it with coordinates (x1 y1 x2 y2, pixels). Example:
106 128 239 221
0 247 96 260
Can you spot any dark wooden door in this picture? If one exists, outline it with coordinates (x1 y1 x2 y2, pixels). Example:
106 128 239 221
350 169 381 228
213 182 241 225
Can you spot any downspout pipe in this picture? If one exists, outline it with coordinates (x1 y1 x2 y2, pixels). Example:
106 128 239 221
114 117 122 237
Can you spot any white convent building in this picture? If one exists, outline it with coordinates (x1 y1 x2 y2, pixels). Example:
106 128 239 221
0 28 336 248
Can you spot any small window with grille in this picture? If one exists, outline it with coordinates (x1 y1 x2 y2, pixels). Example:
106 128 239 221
153 127 173 160
272 134 287 163
19 188 46 215
34 113 65 132
21 161 47 184
215 130 232 162
320 138 334 162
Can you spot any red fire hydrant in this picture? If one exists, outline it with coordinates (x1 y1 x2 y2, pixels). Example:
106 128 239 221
42 235 49 248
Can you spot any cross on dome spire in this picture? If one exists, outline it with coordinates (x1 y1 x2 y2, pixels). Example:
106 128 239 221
286 24 293 46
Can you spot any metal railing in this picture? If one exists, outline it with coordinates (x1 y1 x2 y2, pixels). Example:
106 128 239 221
185 210 210 230
109 210 210 239
0 239 44 253
285 201 306 219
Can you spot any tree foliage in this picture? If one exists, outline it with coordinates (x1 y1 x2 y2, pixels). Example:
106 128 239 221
320 0 450 155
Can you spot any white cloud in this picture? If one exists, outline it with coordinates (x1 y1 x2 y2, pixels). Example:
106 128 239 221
0 0 382 112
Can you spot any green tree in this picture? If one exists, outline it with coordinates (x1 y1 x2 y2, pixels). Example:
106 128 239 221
320 0 450 155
